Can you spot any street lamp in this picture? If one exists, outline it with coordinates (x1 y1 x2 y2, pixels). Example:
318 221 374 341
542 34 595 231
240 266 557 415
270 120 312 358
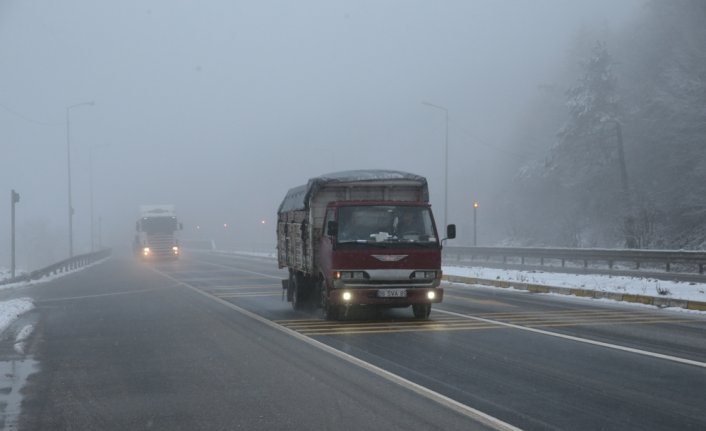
10 190 20 278
89 144 109 252
98 215 103 250
422 100 449 230
66 100 94 257
473 201 479 246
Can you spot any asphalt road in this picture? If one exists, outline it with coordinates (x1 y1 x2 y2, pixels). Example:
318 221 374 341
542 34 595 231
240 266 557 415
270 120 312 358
4 251 706 430
5 254 497 431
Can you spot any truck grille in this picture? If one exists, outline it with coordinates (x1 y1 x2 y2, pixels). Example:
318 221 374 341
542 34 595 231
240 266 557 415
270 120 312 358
145 234 176 257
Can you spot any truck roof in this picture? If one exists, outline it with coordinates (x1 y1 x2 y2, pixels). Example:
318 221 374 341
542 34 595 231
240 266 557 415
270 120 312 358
278 169 428 213
140 205 176 218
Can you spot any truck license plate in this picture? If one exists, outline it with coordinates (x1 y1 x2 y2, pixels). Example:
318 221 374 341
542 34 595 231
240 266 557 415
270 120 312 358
377 289 407 298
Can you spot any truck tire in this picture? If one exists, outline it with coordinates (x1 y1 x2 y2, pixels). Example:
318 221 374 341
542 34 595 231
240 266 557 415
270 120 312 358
291 272 305 311
323 303 341 321
320 280 340 320
412 304 431 319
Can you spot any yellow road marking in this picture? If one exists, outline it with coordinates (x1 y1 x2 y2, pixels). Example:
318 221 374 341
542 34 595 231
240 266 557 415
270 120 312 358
445 294 517 308
275 310 700 336
301 324 504 336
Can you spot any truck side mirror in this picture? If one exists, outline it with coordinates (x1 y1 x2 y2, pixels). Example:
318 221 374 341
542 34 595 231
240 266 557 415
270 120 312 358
446 224 456 240
327 220 338 236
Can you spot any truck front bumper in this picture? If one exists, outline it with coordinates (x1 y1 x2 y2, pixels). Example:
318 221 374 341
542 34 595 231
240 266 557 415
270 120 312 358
328 287 443 306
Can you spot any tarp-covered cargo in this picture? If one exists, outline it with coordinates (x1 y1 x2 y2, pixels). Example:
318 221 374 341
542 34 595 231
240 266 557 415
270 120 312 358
278 170 429 214
277 170 430 274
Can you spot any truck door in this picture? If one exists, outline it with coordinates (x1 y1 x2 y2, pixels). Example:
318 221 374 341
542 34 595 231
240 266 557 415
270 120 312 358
319 207 335 289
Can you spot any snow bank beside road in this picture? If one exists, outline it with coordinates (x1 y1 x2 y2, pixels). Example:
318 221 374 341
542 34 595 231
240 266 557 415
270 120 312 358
0 298 34 335
0 267 10 282
443 266 706 303
209 248 706 307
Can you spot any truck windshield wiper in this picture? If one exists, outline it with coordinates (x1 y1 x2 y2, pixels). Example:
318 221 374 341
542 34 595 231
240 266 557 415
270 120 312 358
397 241 437 248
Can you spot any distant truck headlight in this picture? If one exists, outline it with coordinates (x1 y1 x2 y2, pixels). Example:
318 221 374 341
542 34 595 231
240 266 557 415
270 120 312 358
172 246 179 254
143 247 151 256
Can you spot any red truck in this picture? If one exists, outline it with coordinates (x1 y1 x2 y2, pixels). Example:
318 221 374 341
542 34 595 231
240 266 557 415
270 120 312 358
277 170 455 320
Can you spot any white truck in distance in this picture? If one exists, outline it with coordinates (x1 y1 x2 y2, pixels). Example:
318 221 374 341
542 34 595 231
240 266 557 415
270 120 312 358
134 205 183 259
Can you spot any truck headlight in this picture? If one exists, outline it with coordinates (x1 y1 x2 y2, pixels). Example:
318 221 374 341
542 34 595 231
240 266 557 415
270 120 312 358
172 246 179 254
335 271 368 280
427 291 436 300
342 291 352 301
143 247 151 256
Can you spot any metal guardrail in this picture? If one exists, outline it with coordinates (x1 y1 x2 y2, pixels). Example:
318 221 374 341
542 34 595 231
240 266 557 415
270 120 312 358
0 248 112 287
443 246 706 275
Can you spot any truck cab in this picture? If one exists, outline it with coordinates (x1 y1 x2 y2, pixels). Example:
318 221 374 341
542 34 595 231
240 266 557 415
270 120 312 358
318 201 450 319
134 205 182 260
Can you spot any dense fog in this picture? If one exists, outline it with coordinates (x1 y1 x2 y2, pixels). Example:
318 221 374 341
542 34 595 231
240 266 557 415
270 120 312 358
6 0 702 271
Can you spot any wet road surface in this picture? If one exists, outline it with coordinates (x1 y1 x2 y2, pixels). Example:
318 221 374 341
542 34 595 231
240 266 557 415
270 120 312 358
6 252 706 430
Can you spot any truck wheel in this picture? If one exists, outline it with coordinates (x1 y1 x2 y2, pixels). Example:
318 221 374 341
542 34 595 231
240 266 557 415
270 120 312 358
291 273 305 311
321 291 339 321
323 303 341 321
412 304 431 319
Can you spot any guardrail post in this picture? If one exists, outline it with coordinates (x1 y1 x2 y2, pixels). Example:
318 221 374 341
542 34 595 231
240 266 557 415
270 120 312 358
636 261 640 269
700 263 704 274
583 260 588 268
561 259 565 268
666 261 671 272
540 257 544 266
609 260 613 269
521 256 525 266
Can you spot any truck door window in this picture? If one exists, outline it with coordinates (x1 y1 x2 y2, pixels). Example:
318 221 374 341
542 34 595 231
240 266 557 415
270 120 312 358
324 208 335 236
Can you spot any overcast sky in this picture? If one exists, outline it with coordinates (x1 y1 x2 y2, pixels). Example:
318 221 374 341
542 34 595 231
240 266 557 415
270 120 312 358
0 0 642 267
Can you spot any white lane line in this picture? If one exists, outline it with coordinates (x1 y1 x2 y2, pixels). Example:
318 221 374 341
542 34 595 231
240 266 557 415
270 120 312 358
37 286 174 303
191 258 283 280
435 308 706 369
150 267 521 431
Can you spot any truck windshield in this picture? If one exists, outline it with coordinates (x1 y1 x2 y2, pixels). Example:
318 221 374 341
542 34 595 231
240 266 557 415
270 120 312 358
337 205 437 245
141 217 177 234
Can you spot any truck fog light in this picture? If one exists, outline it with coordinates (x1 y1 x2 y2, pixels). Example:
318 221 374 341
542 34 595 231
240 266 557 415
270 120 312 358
427 291 436 300
342 291 352 301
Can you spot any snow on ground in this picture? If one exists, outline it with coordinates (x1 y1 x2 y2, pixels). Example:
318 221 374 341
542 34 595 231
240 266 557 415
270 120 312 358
0 267 10 282
0 298 34 336
443 265 706 303
14 324 35 355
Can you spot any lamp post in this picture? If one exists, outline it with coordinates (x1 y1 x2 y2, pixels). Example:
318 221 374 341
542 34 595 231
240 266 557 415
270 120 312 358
473 201 479 247
422 101 449 230
607 119 635 248
10 190 20 278
98 215 103 250
89 144 108 252
66 100 94 257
